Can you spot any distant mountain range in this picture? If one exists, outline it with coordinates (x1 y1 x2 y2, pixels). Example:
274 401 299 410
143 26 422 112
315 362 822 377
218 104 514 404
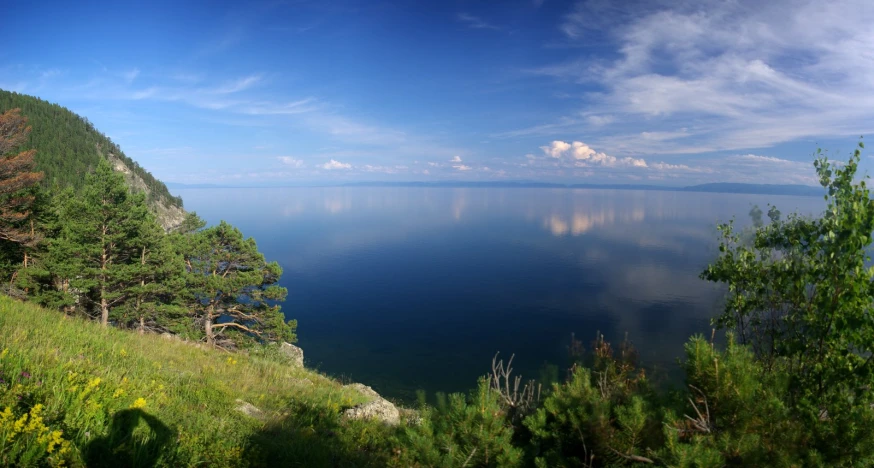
168 181 824 197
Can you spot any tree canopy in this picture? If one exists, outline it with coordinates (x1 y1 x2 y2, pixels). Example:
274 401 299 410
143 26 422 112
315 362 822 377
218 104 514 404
0 90 182 209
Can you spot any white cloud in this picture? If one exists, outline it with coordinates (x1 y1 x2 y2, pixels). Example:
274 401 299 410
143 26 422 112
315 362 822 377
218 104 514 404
214 74 262 94
450 155 463 163
321 159 352 170
453 164 472 171
458 13 500 30
277 156 304 168
528 0 874 154
540 140 648 167
586 115 615 126
541 140 571 158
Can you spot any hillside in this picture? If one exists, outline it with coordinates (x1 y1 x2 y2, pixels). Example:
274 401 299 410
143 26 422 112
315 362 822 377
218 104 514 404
0 296 397 467
0 90 184 229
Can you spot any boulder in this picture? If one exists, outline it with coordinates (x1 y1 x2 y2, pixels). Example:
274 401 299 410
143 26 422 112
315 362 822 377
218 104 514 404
345 383 380 399
235 399 265 420
279 342 304 367
342 383 400 426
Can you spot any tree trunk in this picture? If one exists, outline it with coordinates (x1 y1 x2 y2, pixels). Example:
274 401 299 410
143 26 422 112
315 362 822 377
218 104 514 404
100 291 109 326
205 307 215 346
139 316 145 334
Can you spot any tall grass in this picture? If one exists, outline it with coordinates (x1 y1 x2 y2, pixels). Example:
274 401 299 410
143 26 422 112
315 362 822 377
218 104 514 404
0 296 391 466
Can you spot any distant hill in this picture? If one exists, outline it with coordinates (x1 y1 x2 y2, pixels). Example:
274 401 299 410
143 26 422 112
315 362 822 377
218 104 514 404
0 90 184 229
341 180 824 196
680 183 823 196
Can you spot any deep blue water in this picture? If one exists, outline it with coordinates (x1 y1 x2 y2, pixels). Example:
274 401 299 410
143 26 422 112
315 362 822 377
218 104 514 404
175 187 823 401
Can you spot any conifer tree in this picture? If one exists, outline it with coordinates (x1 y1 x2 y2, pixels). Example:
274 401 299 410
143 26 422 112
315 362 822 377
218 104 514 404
0 108 44 255
180 221 294 347
120 210 185 334
50 160 150 325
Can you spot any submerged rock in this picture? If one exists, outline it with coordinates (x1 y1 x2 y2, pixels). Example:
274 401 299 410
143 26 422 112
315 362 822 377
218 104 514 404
342 383 400 426
279 342 304 367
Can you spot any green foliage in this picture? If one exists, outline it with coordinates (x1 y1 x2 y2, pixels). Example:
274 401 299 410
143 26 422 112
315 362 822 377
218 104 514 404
40 160 158 326
395 378 522 467
658 335 800 467
0 90 182 209
525 335 658 467
177 221 295 347
702 140 874 463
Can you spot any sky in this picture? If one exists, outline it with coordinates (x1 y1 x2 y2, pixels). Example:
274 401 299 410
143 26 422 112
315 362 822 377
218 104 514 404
2 0 873 186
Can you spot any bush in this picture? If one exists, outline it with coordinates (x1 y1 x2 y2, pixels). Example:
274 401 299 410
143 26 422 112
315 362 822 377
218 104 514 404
394 377 522 467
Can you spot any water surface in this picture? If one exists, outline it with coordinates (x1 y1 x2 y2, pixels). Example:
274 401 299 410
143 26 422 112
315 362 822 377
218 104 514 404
176 187 823 400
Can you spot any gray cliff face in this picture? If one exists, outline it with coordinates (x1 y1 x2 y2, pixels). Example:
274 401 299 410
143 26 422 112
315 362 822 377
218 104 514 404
106 154 186 231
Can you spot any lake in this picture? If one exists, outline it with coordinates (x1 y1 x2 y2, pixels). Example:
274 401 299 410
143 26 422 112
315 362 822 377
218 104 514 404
175 187 824 401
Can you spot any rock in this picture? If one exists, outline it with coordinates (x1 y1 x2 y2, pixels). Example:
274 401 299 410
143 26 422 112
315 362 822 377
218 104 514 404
344 383 380 399
343 399 400 426
342 383 400 426
279 342 304 367
291 377 313 387
400 408 423 426
235 399 264 419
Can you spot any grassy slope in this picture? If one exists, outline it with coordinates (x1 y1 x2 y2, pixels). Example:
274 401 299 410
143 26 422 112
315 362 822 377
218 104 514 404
0 296 396 467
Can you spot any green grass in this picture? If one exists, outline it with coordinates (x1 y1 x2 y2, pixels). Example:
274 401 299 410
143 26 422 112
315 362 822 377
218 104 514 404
0 296 397 467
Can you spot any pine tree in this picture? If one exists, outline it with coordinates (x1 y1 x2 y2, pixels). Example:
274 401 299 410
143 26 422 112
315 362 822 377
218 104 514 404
119 210 185 334
0 108 44 254
50 160 150 325
179 221 294 347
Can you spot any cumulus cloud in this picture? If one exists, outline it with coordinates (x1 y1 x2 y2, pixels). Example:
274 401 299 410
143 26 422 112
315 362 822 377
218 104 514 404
277 156 304 168
541 141 571 158
541 140 647 167
453 164 472 171
321 159 352 170
450 155 463 163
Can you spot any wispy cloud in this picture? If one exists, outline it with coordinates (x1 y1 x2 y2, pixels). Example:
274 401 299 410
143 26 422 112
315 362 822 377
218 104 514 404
457 13 500 30
122 68 140 83
523 0 874 155
214 75 262 94
278 156 305 168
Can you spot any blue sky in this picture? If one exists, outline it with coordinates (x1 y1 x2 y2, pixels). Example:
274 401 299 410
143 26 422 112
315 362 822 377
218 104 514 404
2 0 873 186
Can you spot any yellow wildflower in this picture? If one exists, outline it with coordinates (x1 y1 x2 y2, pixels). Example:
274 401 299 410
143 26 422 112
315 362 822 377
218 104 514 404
11 413 27 439
130 397 147 409
0 348 7 359
119 348 127 357
113 388 125 398
0 407 13 423
46 430 65 454
86 377 102 391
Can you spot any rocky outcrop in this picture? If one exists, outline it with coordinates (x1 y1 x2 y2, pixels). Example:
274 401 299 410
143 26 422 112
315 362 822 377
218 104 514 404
106 154 186 231
342 383 400 426
235 399 265 420
279 342 304 367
